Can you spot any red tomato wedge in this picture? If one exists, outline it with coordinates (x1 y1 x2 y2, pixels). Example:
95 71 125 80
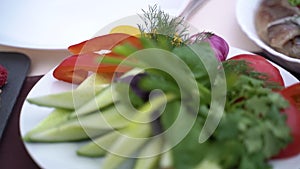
68 33 143 54
280 83 300 111
229 54 284 87
274 83 300 159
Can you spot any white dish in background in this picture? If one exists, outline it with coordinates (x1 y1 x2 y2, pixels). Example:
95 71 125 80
235 0 300 73
20 47 299 169
0 0 188 50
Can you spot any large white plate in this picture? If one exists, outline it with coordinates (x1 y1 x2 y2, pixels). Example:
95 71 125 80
0 0 188 50
235 0 300 71
20 47 300 169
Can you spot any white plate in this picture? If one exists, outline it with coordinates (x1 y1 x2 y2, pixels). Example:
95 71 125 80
235 0 300 71
0 0 188 50
20 47 300 169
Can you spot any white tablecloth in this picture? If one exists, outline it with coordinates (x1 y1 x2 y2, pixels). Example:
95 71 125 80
0 0 260 76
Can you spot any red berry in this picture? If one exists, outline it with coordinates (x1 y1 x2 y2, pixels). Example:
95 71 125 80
0 64 8 87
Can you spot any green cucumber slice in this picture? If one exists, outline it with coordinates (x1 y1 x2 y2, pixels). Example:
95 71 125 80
27 73 107 109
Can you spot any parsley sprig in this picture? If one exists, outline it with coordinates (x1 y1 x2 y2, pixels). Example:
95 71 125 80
159 58 291 169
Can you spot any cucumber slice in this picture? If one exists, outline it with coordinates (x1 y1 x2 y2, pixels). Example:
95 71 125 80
76 73 109 90
27 73 107 109
70 86 117 118
77 131 119 157
23 108 72 142
24 105 131 142
133 137 163 169
159 150 174 169
101 123 152 169
24 122 102 142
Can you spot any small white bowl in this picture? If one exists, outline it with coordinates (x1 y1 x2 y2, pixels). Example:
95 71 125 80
236 0 300 74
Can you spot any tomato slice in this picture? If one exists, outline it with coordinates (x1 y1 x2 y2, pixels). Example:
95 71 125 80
229 54 284 87
280 83 300 111
273 83 300 159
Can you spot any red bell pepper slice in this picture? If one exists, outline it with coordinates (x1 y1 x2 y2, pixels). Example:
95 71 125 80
53 33 143 84
53 52 130 84
68 33 143 54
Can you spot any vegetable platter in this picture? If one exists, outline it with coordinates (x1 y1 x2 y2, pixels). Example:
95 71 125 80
21 5 300 169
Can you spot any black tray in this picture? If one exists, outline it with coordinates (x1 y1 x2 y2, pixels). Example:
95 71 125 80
0 52 30 139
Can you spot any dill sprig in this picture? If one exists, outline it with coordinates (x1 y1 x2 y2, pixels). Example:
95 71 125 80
138 5 190 46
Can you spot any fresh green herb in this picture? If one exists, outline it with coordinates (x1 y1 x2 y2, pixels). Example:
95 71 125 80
138 4 190 47
158 57 291 169
111 38 291 168
288 0 300 6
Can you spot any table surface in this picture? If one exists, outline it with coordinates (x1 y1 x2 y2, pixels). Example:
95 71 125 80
0 0 298 168
0 0 260 77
